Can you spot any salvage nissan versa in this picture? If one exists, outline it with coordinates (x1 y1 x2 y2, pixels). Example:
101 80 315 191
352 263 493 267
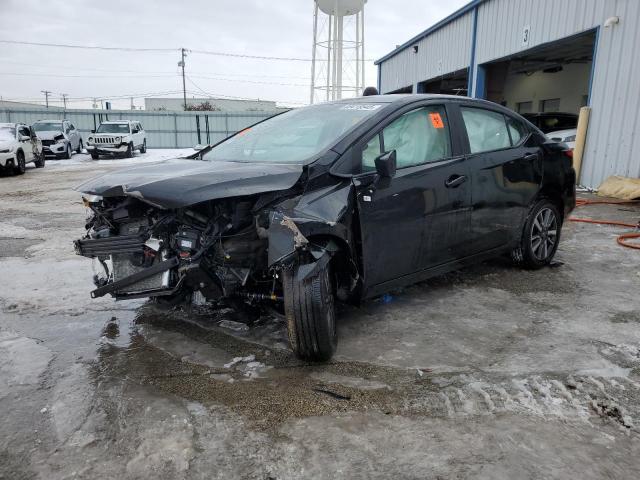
74 95 576 361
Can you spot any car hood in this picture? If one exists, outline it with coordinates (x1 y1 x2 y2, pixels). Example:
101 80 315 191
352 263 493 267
75 158 304 208
0 140 15 149
35 130 64 140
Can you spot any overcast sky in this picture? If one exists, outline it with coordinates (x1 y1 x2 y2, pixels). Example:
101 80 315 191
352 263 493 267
0 0 468 109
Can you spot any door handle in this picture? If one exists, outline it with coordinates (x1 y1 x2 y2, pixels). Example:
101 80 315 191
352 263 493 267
445 174 467 188
524 153 539 161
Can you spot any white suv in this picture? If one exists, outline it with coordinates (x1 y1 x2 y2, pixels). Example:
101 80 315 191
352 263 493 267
86 121 146 159
0 123 44 175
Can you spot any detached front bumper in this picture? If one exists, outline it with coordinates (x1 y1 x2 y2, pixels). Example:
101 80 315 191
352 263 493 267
86 144 128 156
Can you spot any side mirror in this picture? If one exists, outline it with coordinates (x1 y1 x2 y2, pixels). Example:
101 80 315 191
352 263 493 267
132 129 139 134
375 150 397 178
20 135 30 142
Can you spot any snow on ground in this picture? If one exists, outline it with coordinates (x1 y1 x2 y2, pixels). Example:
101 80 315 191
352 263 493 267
44 148 193 170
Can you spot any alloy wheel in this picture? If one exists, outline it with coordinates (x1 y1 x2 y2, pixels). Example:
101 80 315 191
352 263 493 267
531 207 558 260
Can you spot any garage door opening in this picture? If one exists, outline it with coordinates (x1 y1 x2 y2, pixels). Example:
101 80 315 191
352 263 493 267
418 68 468 95
480 30 596 131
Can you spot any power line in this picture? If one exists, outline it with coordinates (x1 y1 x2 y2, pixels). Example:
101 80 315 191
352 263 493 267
0 72 179 79
0 59 311 79
0 38 377 62
0 39 176 52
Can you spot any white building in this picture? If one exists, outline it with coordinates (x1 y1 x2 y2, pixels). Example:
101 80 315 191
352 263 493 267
144 97 286 113
375 0 640 188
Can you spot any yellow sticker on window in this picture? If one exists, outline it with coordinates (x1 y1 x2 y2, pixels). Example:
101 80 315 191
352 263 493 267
429 112 444 129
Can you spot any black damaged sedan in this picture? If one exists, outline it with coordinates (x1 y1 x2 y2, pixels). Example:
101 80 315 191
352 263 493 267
74 95 575 361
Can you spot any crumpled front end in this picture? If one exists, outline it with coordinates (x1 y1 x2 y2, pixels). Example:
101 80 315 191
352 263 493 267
74 169 361 308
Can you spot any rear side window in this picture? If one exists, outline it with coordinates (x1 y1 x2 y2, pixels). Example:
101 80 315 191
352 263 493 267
461 107 511 154
506 117 527 145
361 105 451 171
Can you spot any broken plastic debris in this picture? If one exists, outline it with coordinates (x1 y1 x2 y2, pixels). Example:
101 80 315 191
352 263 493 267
40 407 48 414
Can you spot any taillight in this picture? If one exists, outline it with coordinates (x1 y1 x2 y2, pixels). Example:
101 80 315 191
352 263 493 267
564 149 573 158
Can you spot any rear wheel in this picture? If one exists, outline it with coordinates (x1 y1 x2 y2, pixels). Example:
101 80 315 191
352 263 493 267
282 259 337 362
14 151 26 175
514 199 562 269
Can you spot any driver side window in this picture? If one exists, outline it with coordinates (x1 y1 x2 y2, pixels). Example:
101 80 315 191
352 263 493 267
361 105 451 172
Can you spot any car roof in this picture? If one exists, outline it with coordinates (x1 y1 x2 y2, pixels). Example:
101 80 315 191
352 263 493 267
0 122 24 127
101 120 133 123
328 93 477 105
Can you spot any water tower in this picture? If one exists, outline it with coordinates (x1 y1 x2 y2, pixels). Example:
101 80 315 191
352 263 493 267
310 0 366 103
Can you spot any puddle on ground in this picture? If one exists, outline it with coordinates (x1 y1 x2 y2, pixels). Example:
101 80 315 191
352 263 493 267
87 302 640 432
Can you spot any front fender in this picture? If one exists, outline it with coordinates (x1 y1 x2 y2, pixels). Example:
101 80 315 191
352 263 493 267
267 181 355 267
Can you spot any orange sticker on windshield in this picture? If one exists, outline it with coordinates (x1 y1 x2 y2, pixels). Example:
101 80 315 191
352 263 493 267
429 112 444 129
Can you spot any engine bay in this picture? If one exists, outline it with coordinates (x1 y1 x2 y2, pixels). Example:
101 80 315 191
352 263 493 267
75 195 279 303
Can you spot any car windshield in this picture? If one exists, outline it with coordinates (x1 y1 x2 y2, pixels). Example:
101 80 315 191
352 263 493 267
0 126 15 140
97 123 130 134
201 102 384 164
33 121 62 132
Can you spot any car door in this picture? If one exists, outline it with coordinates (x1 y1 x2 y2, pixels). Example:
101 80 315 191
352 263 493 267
353 103 470 290
132 122 142 147
17 125 34 161
68 123 80 149
459 105 543 255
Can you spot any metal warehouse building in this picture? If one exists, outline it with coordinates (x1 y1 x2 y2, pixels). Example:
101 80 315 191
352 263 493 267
375 0 640 188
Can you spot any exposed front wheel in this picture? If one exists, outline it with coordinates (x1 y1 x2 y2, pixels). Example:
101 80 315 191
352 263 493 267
65 143 72 159
14 151 26 175
125 143 133 158
77 139 83 153
514 199 562 269
283 258 337 362
34 153 45 168
90 152 99 160
140 139 147 153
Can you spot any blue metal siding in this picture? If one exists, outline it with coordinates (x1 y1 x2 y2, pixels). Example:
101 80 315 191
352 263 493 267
377 0 640 187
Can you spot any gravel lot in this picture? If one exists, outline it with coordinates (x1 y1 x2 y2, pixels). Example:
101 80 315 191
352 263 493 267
1 151 640 479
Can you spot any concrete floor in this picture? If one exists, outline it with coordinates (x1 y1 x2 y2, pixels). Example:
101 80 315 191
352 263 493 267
1 154 640 479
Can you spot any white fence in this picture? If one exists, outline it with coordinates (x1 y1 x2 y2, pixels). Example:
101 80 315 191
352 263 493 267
0 108 278 148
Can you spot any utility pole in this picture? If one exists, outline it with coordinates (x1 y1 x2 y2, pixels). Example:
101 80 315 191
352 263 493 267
179 48 187 110
41 90 51 108
61 93 68 111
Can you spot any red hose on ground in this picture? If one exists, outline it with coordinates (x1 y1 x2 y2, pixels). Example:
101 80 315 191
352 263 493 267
569 198 640 250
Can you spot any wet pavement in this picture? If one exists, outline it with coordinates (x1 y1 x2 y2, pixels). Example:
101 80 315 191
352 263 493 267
1 155 640 479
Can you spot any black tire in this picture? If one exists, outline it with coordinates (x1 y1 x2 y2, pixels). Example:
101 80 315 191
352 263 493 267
65 143 72 159
282 259 337 361
14 151 26 175
140 139 147 154
514 199 562 269
34 152 45 168
77 139 83 154
90 152 99 160
125 143 133 158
